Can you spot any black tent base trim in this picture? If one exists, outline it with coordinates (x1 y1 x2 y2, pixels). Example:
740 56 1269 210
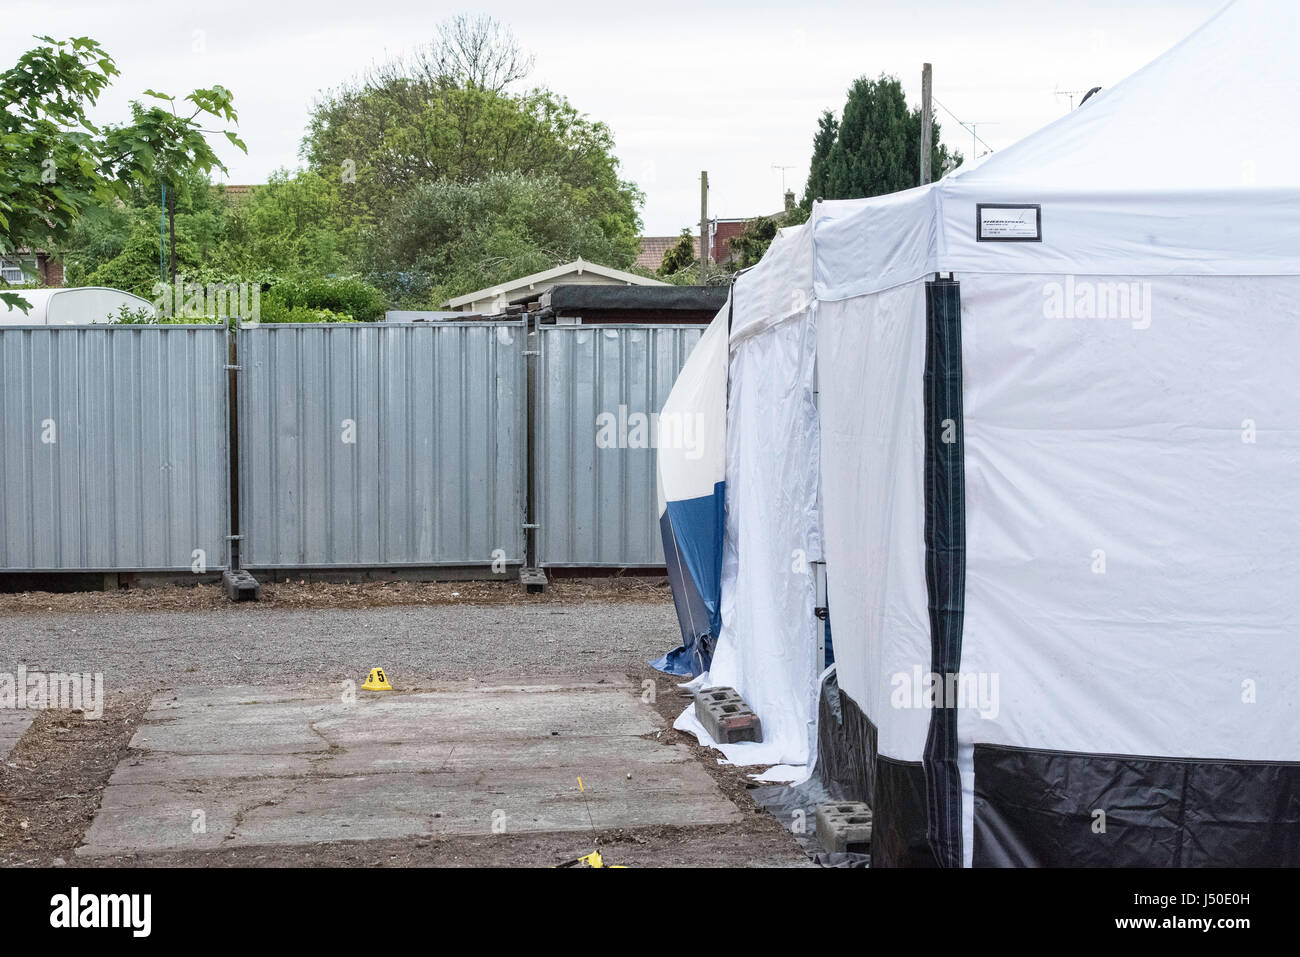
815 671 934 867
974 743 1300 867
814 672 1300 867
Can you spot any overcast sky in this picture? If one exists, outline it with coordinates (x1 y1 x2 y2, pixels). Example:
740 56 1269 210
12 0 1225 235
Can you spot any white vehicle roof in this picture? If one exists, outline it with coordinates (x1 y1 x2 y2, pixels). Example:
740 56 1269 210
0 287 156 326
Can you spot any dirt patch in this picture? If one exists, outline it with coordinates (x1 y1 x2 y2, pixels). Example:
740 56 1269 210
626 662 796 827
0 694 149 866
0 577 673 616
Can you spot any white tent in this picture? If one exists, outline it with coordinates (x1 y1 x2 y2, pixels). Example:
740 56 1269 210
659 0 1300 866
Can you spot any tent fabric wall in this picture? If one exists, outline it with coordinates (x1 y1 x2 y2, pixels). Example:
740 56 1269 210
659 0 1300 865
702 310 823 768
816 282 936 863
672 305 823 771
655 304 730 674
816 284 930 758
957 272 1300 866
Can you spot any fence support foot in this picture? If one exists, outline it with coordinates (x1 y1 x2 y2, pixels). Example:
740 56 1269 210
519 567 548 594
223 568 261 602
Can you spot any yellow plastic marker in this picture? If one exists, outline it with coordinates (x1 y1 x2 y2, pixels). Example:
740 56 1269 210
361 667 393 691
552 778 627 867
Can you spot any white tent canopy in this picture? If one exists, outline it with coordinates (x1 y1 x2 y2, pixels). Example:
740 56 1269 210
660 0 1300 866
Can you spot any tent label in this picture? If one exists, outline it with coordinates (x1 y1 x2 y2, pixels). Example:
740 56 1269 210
976 204 1042 241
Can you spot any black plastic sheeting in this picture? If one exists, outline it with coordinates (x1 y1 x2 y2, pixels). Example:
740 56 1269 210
815 668 872 803
749 778 870 868
973 744 1300 867
809 673 1300 867
874 757 937 868
748 671 868 866
817 670 934 867
751 669 935 867
921 276 966 869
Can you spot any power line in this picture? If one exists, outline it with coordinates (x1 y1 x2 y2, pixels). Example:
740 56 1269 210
931 96 997 158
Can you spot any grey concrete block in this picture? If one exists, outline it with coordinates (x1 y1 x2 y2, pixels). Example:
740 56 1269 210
815 802 873 853
693 686 762 744
223 568 261 602
519 567 548 594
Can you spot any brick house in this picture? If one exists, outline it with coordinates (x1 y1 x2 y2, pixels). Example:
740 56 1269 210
635 190 798 273
0 248 64 287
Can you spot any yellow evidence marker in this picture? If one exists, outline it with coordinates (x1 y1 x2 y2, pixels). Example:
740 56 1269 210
361 667 393 691
554 777 627 867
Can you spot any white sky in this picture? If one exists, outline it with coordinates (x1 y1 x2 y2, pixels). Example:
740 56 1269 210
12 0 1226 235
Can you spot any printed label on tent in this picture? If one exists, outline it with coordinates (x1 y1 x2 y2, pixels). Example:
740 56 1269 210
976 204 1042 241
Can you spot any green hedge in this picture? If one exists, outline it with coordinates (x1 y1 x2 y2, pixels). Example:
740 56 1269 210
262 276 385 322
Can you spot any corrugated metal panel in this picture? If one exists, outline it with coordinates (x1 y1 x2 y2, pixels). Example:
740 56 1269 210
238 322 525 567
535 324 704 566
0 326 230 571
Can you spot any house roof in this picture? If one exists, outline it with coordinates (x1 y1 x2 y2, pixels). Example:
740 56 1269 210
710 211 788 263
636 235 700 272
441 258 667 309
213 184 259 204
636 211 788 272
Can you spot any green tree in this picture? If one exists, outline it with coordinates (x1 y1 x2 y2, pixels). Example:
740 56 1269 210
359 171 637 307
802 74 961 207
85 216 205 297
727 217 780 270
226 170 356 277
804 111 839 207
57 200 135 286
0 36 119 311
658 230 697 276
104 86 247 282
303 18 641 246
58 165 240 287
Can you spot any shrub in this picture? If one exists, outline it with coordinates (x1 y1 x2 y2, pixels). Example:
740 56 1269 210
256 300 357 324
263 275 385 321
107 303 221 325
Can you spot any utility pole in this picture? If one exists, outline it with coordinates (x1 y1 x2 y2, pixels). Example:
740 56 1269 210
699 170 709 284
920 63 933 185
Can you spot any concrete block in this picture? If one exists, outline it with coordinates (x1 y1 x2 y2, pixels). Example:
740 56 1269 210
815 802 873 853
223 568 261 602
693 686 762 744
519 567 548 594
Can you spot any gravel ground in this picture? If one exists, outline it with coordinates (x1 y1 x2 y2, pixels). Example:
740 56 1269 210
0 578 673 614
0 584 811 867
0 598 681 692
